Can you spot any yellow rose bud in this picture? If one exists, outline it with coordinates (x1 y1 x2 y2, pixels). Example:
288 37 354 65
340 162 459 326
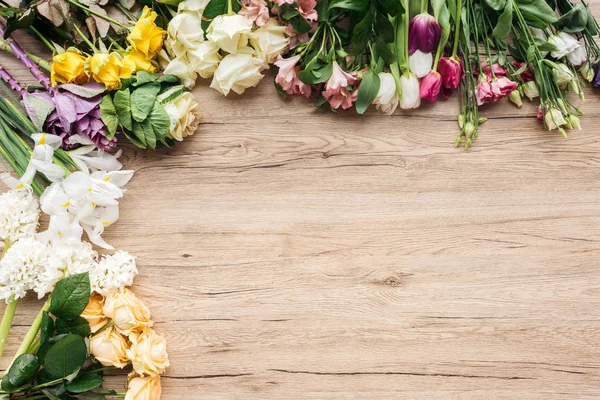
125 375 161 400
103 288 153 335
90 326 129 368
51 49 90 86
81 293 108 333
90 52 135 90
123 50 158 74
127 7 166 58
127 328 170 376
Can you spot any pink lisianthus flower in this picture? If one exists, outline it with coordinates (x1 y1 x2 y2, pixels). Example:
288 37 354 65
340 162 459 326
490 76 518 101
480 62 507 80
513 61 535 82
274 55 312 98
476 78 493 106
420 71 442 102
240 0 270 26
322 61 358 110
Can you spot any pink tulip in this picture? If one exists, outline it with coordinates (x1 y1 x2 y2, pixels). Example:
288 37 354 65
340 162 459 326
409 13 441 54
437 57 463 89
420 71 442 102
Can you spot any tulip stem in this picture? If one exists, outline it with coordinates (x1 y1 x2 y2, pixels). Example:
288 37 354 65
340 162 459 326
0 240 15 360
421 0 428 14
227 0 233 15
451 0 462 58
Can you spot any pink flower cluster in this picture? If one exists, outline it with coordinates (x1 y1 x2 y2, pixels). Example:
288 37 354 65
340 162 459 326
419 56 464 102
274 55 312 98
475 63 518 106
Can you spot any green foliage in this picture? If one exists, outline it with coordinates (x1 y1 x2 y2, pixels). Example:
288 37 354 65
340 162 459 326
355 69 380 114
49 273 91 321
1 354 40 392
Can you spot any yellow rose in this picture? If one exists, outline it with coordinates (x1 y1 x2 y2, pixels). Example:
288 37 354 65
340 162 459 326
127 328 169 376
123 50 158 74
90 52 135 90
81 293 108 333
125 375 161 400
127 7 166 58
103 288 153 335
90 326 129 368
51 49 90 86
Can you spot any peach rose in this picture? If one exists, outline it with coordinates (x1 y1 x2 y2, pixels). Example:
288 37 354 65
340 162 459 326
125 375 161 400
89 326 129 368
103 288 153 335
127 328 170 376
81 292 108 333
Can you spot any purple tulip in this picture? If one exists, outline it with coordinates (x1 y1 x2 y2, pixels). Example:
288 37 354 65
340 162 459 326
409 13 442 55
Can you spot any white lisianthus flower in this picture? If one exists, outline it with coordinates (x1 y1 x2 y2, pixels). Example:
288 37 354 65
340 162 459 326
163 57 198 89
549 32 580 59
544 107 567 130
188 41 223 79
91 250 138 295
207 14 254 54
522 81 539 101
567 44 586 66
0 188 39 242
164 92 202 141
250 18 289 64
409 50 433 78
210 48 264 95
166 11 205 59
0 237 49 302
372 72 399 115
552 63 575 90
399 73 421 109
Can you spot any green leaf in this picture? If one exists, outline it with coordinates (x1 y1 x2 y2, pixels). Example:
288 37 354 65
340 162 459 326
279 3 299 19
113 88 133 131
148 102 171 142
493 1 512 39
516 0 558 24
289 14 312 33
1 354 40 392
40 312 54 345
99 96 118 140
126 123 147 148
133 71 160 86
49 273 91 321
3 9 35 38
55 316 91 337
38 334 68 365
483 0 506 11
351 4 376 55
131 83 161 122
65 373 103 393
157 74 181 84
22 92 55 131
42 334 87 379
60 83 105 98
203 0 240 19
158 85 185 104
312 63 333 84
355 69 380 115
376 0 403 16
375 36 396 64
329 0 368 11
141 119 156 150
555 4 588 32
375 11 395 43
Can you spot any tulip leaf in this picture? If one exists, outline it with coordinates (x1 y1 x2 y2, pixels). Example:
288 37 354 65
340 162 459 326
40 312 54 345
65 373 103 393
355 69 380 115
99 95 118 140
350 3 376 55
114 88 133 131
493 1 512 40
131 83 161 123
42 334 87 379
1 354 40 392
55 316 91 337
49 273 91 321
483 0 506 11
149 101 171 142
516 0 558 24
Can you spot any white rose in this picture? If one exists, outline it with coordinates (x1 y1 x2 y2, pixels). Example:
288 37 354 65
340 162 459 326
210 48 264 95
178 0 210 12
163 57 198 89
164 92 202 141
372 72 399 115
188 41 222 79
250 18 289 64
166 11 205 58
207 14 253 54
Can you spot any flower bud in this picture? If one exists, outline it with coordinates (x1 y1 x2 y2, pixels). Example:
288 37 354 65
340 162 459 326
522 81 539 101
409 13 441 54
478 117 488 124
558 127 567 138
409 50 433 78
552 63 575 90
103 288 153 335
81 293 108 333
509 90 522 107
544 107 567 130
457 113 465 129
580 62 594 82
566 114 582 130
437 57 463 89
464 121 476 139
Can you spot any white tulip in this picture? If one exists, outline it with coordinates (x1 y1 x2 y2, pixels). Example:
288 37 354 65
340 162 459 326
399 73 421 109
372 72 399 115
210 48 264 95
207 14 254 54
250 18 289 64
409 50 433 78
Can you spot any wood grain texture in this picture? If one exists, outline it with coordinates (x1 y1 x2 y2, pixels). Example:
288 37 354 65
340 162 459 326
1 13 600 398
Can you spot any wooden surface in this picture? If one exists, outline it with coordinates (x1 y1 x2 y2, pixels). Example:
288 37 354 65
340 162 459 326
2 26 600 399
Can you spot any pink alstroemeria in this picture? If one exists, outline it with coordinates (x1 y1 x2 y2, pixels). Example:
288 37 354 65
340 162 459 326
438 56 464 89
420 71 442 102
274 55 311 98
297 0 318 21
322 61 358 110
273 0 294 5
240 0 270 26
409 13 441 54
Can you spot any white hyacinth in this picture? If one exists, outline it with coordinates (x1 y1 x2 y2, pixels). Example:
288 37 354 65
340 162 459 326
90 250 138 295
0 189 40 242
0 237 49 301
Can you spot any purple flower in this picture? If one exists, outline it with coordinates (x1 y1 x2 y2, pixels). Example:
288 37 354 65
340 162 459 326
593 64 600 88
409 13 441 55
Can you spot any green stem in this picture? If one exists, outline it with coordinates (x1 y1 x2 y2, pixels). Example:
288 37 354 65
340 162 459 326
29 27 54 54
227 0 233 15
0 239 15 359
63 0 127 28
421 0 427 14
8 297 51 369
451 0 462 58
114 1 135 21
72 24 98 53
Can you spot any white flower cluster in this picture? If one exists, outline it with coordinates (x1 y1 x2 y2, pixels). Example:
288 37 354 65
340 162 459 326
160 0 289 95
0 237 138 302
0 189 40 242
